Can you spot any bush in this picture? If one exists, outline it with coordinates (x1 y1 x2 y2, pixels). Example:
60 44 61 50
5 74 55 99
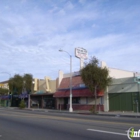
89 106 98 114
89 105 95 113
19 100 26 109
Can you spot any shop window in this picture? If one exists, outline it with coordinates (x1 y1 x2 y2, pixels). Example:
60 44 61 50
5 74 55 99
80 84 86 88
100 97 104 105
72 97 80 104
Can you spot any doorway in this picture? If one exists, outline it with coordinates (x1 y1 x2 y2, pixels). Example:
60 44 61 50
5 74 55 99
64 98 68 110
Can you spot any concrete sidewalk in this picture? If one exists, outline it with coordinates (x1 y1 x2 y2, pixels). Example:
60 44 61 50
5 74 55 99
98 111 140 118
1 107 140 118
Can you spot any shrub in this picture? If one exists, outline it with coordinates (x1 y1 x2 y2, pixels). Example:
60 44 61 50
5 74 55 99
19 100 26 109
89 106 98 114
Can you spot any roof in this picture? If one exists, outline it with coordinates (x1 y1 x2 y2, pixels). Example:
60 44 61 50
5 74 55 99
55 76 104 98
58 76 84 89
0 80 9 84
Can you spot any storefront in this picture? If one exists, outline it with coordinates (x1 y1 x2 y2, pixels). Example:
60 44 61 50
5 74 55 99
30 94 55 109
54 88 104 111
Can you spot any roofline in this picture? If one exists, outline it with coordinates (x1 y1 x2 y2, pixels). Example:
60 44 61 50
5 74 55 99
109 67 136 73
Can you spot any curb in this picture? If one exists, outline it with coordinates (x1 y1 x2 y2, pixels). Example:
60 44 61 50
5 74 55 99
96 113 140 118
1 107 140 118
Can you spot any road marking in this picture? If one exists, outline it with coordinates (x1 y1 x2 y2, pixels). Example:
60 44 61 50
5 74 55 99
87 129 127 136
0 112 139 127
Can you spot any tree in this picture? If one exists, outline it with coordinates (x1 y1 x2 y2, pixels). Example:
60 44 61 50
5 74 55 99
8 73 33 95
0 88 9 95
80 56 112 113
23 74 33 94
8 74 23 95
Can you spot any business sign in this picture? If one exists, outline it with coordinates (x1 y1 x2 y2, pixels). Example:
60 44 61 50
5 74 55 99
75 47 88 60
134 72 140 77
134 76 140 84
127 127 140 140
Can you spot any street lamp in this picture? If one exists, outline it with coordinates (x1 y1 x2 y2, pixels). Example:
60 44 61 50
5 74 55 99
59 49 73 112
0 72 11 77
28 80 35 109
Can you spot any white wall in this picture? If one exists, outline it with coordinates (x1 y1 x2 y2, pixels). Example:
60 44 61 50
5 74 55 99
58 70 64 87
109 68 134 79
88 97 101 105
104 87 109 112
80 98 87 104
101 61 135 79
56 98 64 109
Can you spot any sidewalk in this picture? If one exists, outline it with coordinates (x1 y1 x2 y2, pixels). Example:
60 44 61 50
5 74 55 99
98 111 140 118
1 107 140 118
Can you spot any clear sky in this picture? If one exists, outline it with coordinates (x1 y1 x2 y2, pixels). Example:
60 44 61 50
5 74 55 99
0 0 140 81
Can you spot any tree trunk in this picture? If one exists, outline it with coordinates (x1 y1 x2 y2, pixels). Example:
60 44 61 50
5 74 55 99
94 86 97 113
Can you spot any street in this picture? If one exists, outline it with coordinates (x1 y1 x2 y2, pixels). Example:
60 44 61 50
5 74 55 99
0 108 140 140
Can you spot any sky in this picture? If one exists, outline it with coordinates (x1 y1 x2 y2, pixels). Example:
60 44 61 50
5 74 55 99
0 0 140 81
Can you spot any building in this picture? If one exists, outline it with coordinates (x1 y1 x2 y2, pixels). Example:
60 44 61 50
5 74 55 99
0 76 57 108
0 80 9 89
54 71 104 111
30 77 57 109
0 80 10 107
0 61 139 111
107 77 140 112
54 61 138 112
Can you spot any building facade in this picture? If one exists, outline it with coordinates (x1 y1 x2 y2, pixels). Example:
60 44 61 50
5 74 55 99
108 77 140 112
30 77 57 109
54 61 138 112
54 71 104 111
0 80 11 107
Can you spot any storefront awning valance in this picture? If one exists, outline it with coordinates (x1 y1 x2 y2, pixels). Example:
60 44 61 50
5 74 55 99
54 89 104 98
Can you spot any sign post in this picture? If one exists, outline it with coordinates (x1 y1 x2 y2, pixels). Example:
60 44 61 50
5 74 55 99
75 47 88 69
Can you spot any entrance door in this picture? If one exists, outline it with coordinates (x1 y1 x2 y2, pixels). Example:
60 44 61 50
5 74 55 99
64 98 68 110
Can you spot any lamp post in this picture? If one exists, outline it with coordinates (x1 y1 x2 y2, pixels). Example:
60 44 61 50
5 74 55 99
59 49 73 112
28 80 34 109
28 94 30 109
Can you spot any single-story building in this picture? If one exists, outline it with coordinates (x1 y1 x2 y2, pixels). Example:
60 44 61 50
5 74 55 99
106 77 140 112
54 71 104 111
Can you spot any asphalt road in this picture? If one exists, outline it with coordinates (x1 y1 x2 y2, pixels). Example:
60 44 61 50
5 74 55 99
0 108 140 140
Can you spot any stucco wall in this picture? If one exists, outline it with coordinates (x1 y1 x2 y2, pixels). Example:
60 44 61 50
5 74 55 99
34 78 38 91
109 68 134 79
39 80 46 92
49 80 56 93
108 77 138 93
88 97 101 105
103 77 139 112
80 98 87 104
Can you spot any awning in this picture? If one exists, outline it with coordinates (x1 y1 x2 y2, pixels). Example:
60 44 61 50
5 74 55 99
53 88 104 98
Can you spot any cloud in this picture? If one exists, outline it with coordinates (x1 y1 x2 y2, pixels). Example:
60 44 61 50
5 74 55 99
65 1 74 9
0 0 140 81
79 0 86 5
